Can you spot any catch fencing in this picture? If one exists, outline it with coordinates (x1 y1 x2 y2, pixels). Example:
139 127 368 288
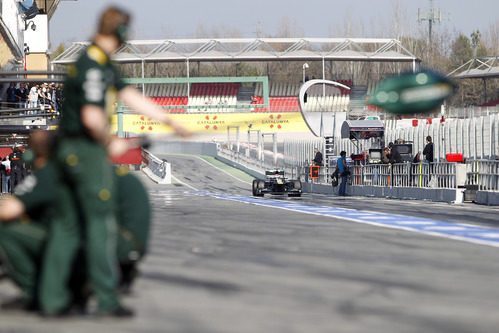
466 160 499 191
284 113 499 168
290 160 496 190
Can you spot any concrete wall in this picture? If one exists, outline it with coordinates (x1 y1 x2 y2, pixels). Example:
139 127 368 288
476 191 499 206
303 182 461 203
150 141 218 156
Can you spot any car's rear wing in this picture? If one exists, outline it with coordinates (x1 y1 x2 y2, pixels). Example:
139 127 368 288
265 170 285 176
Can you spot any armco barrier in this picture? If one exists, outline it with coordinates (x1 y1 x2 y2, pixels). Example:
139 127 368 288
141 149 171 184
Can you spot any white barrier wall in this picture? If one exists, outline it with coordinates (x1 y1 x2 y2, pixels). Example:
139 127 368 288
284 114 499 166
386 114 499 160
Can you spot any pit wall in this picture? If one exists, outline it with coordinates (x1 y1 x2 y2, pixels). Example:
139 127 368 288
149 141 499 205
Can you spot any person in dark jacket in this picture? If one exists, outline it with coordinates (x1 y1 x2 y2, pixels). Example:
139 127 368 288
389 146 403 164
9 147 24 190
423 136 434 163
313 148 323 166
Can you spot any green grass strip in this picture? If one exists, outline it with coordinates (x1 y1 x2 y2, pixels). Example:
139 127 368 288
198 155 254 182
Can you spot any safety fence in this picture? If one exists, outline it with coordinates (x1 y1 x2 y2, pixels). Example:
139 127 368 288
220 130 499 191
466 160 499 191
291 162 468 190
282 114 499 169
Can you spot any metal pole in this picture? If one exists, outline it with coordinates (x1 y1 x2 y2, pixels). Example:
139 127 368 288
257 130 262 161
247 130 250 158
262 77 269 110
481 116 485 159
236 126 240 155
186 59 190 97
273 133 277 167
489 115 493 159
141 60 145 96
117 102 124 138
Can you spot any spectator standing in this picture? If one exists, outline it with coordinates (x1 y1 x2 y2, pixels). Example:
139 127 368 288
389 145 403 164
423 136 434 163
38 83 51 108
28 84 39 112
313 148 323 166
337 151 348 196
1 156 11 193
16 83 29 109
381 147 391 164
50 84 58 111
56 84 63 111
8 147 23 190
6 83 17 108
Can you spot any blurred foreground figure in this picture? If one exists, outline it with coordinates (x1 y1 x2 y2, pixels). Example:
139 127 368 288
0 131 152 315
0 130 79 314
368 70 455 115
54 6 188 317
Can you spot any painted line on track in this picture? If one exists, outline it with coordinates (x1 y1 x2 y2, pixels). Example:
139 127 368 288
183 190 499 249
192 155 253 185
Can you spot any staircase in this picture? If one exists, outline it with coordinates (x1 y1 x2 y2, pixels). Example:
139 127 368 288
348 85 368 118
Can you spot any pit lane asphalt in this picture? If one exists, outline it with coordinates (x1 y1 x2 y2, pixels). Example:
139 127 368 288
1 154 499 333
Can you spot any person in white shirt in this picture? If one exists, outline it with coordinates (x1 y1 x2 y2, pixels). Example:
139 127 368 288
1 155 11 193
28 84 39 112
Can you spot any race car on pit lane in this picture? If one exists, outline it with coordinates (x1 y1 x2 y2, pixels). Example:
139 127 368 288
252 170 302 197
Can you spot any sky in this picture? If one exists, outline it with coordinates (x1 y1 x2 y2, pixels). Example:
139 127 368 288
49 0 499 51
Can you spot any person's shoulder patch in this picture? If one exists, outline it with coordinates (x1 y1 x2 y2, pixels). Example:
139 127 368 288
87 45 108 65
115 166 129 177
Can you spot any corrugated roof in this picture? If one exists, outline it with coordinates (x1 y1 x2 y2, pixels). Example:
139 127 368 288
449 56 499 79
52 38 420 65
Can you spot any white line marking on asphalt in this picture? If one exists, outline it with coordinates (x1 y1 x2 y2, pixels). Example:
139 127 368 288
424 226 468 231
182 191 499 249
171 175 199 191
395 221 436 225
192 155 253 185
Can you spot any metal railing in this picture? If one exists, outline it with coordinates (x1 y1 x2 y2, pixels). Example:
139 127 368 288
280 161 471 190
467 160 499 191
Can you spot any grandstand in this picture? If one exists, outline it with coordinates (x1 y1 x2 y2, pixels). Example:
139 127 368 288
53 38 420 120
142 80 352 114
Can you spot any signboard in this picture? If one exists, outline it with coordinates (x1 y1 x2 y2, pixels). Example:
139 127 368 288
310 165 320 179
111 112 309 134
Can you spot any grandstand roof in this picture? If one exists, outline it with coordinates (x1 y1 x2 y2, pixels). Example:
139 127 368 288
52 38 420 65
448 56 499 79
